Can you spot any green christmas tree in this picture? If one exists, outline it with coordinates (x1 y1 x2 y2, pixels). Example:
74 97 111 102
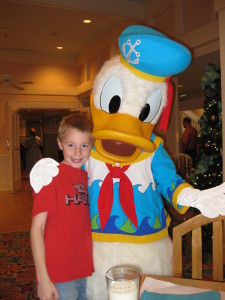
188 63 222 254
190 63 222 190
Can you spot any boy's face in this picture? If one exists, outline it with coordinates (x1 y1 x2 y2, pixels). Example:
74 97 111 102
57 128 92 169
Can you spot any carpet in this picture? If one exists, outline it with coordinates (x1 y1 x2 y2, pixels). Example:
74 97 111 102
182 251 216 280
182 234 225 280
0 231 38 300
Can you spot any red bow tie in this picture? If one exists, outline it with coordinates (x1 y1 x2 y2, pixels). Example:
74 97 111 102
98 163 138 230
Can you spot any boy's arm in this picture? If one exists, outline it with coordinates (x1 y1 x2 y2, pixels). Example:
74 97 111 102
30 212 59 300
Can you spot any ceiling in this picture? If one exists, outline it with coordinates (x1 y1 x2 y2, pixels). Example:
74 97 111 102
0 0 147 55
0 0 221 99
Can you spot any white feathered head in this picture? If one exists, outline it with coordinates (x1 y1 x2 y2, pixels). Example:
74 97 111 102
91 25 191 163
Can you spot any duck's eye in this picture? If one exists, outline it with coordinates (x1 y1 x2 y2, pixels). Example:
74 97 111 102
100 76 123 114
139 88 162 123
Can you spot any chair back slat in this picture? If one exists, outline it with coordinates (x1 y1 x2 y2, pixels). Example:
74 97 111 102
173 226 182 277
192 227 202 279
213 220 224 281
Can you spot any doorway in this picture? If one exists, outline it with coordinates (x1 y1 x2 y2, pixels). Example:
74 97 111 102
9 100 90 193
19 108 70 181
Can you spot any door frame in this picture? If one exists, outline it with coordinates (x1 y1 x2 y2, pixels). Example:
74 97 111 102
9 104 21 193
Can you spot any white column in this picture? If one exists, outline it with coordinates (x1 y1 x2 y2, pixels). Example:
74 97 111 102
214 0 225 181
214 0 225 264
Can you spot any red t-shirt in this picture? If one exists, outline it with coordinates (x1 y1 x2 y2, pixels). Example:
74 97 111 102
182 126 198 151
32 163 94 283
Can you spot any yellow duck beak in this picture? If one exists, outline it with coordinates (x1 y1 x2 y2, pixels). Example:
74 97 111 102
91 97 156 163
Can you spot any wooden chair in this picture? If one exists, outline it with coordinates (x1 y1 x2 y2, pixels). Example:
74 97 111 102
173 214 225 282
140 214 225 292
173 153 193 181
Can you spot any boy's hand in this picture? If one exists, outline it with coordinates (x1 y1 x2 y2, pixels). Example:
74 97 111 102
177 182 225 218
38 278 59 300
30 158 59 193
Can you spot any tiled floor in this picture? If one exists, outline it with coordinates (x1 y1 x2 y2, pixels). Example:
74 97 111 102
0 173 33 234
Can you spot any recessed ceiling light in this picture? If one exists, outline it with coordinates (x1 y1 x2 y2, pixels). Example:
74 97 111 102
57 46 63 50
83 19 91 24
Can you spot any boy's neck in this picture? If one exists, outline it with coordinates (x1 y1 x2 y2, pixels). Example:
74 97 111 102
61 160 81 169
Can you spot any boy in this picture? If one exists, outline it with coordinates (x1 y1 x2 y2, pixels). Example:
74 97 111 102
30 114 94 300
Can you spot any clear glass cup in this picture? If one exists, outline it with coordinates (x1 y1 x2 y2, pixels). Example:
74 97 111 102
105 266 139 300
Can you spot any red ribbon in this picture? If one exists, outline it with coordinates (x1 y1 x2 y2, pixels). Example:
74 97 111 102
159 77 173 132
98 163 138 230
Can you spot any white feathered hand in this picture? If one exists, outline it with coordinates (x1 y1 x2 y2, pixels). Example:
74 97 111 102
30 158 59 193
177 183 225 218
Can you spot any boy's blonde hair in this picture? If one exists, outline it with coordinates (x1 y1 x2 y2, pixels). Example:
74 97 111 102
58 113 93 145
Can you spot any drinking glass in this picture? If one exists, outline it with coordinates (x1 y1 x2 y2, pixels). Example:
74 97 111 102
105 266 139 300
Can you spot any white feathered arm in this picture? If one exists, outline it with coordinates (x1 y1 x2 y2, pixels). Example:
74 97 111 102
30 158 59 193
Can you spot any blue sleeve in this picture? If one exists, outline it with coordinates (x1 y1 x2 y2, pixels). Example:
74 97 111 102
152 142 184 205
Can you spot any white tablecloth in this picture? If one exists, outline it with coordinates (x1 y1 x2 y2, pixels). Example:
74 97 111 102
140 277 225 299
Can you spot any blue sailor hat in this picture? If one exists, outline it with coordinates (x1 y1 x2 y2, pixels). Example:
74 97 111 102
118 25 191 82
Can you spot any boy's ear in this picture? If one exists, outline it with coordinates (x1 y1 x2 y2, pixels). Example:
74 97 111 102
57 137 63 150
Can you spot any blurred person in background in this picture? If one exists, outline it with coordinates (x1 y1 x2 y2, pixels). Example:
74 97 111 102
182 117 198 167
25 128 42 173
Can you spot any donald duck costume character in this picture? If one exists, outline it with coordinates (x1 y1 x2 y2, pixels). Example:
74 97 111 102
30 25 225 299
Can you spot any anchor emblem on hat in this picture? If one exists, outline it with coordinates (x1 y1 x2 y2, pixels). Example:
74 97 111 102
122 39 141 65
